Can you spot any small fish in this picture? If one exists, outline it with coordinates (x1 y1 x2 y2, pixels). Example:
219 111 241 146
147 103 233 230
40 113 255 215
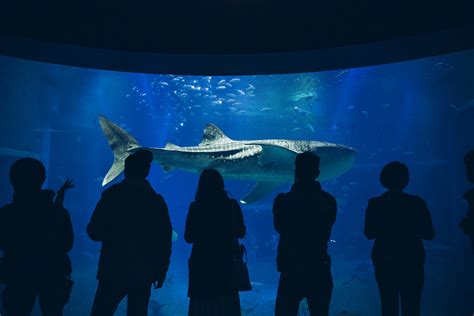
247 84 255 90
226 99 236 103
236 89 246 96
159 81 169 86
227 93 237 98
361 110 369 120
436 62 453 70
218 79 226 86
291 127 302 132
230 78 240 84
225 83 233 88
449 104 459 112
172 231 179 242
216 86 226 90
335 70 349 80
259 107 272 112
250 281 264 286
347 105 355 110
94 177 104 183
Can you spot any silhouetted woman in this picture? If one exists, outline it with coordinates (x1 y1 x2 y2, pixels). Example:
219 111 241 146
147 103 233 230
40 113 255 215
364 161 435 316
185 169 246 316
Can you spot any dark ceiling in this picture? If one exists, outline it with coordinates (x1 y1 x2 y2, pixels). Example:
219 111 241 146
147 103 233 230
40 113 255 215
0 0 473 74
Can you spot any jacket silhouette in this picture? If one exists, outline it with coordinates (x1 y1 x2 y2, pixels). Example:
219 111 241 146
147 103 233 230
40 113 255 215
364 161 435 316
88 149 172 316
185 169 246 316
0 158 74 316
273 152 336 316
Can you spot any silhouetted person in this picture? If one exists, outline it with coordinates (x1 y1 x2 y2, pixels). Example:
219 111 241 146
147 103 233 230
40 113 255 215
364 161 435 316
88 149 172 316
185 169 246 316
273 152 336 316
460 150 474 253
0 158 74 316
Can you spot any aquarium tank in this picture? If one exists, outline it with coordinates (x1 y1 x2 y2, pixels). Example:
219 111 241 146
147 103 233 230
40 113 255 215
0 49 473 316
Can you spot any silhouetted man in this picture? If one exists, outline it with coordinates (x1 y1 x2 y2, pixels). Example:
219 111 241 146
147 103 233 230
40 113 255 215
0 158 74 316
460 149 474 253
364 161 435 316
88 149 172 316
273 152 336 316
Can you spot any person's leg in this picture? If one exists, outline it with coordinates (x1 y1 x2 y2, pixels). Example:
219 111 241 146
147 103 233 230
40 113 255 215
2 283 36 316
400 265 424 316
219 292 241 316
307 268 333 316
375 264 400 316
37 277 74 316
90 280 126 316
126 282 151 316
275 273 302 316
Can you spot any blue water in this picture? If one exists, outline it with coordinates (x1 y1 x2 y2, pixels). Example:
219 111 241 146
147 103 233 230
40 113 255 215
0 50 474 315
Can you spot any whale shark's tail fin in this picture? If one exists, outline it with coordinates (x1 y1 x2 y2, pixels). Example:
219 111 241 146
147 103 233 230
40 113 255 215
99 115 141 186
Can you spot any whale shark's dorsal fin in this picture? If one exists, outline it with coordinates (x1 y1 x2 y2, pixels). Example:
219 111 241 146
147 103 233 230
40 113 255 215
199 124 232 146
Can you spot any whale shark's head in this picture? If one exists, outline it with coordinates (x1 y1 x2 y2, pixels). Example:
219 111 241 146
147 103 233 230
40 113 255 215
310 143 357 181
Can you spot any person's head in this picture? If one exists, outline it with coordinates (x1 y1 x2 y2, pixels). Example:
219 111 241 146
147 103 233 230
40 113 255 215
464 149 474 183
294 151 320 184
124 149 153 180
380 161 409 191
195 168 227 201
9 158 46 194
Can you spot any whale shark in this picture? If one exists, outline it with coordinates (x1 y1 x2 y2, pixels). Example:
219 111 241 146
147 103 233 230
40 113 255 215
99 115 356 203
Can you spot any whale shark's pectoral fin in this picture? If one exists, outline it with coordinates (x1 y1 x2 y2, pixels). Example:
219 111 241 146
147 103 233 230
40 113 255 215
199 124 232 146
258 144 298 166
240 181 285 204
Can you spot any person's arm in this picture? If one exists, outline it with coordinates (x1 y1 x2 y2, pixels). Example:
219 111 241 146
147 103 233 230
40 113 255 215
460 194 474 236
273 194 284 234
231 199 246 239
153 195 172 287
54 179 74 208
0 208 6 251
329 195 337 226
417 197 435 241
184 202 195 244
364 198 378 240
87 191 111 242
